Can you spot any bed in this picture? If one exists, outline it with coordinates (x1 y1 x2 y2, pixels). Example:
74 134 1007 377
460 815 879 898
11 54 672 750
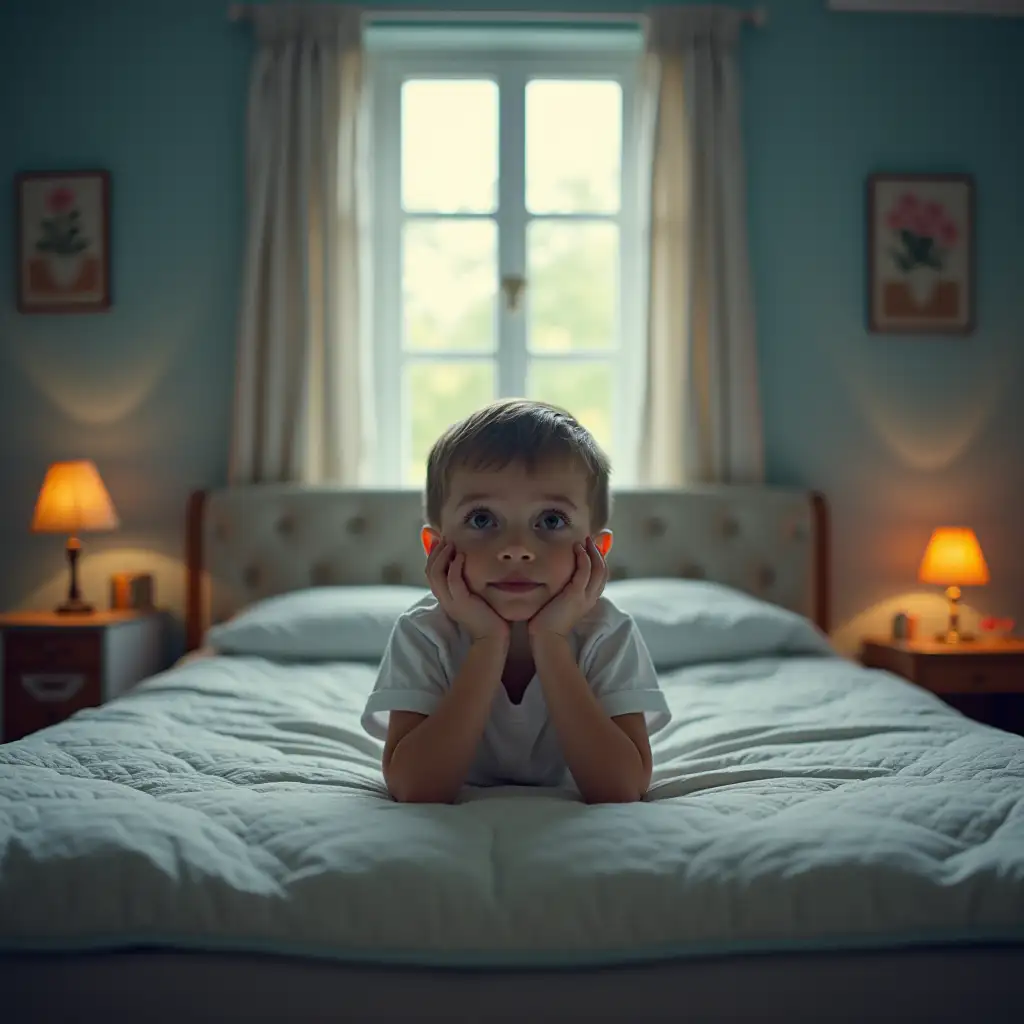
1 483 1022 1023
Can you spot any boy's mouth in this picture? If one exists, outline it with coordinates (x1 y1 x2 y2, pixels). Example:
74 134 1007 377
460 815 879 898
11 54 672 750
489 578 542 593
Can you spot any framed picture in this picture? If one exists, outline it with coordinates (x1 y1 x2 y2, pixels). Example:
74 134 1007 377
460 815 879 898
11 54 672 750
15 169 112 314
867 173 974 334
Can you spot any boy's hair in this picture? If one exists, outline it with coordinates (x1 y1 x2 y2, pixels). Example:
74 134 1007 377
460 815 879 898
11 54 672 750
425 399 612 529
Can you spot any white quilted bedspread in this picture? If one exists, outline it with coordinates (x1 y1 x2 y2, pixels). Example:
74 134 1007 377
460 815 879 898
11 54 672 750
1 653 1023 966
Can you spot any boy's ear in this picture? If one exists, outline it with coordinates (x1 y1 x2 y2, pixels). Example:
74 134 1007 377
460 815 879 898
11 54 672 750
421 525 441 555
594 530 613 558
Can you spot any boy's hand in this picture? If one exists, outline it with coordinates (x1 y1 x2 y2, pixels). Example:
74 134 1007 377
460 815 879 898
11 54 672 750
528 537 607 640
426 541 510 643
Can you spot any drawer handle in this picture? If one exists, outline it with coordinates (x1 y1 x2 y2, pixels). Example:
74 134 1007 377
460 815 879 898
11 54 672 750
20 673 85 702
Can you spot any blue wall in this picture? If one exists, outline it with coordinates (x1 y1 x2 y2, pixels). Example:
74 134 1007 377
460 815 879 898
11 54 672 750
2 0 1022 656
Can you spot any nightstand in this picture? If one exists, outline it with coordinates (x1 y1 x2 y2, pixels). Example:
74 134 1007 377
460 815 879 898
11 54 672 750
0 610 166 743
861 637 1024 735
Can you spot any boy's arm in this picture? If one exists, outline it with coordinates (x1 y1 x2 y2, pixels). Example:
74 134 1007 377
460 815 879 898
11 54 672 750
383 635 507 803
531 633 652 804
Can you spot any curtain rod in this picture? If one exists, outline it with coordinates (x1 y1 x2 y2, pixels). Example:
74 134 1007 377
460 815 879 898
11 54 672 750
227 6 768 27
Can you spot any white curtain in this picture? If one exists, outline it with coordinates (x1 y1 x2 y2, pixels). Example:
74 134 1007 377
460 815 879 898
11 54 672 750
636 7 764 486
229 4 371 485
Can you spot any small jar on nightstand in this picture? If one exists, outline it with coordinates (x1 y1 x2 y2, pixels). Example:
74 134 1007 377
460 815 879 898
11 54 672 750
0 610 166 743
860 637 1024 735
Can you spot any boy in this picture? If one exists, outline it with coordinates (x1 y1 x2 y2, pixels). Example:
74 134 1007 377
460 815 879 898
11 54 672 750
361 399 670 804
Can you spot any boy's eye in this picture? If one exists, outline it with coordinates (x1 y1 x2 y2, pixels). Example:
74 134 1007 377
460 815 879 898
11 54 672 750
538 510 571 531
464 508 496 530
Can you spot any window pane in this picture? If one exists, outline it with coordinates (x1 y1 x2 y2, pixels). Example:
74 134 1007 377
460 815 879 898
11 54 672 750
405 361 496 485
526 80 621 214
402 80 498 213
403 220 497 352
528 221 618 353
528 360 614 459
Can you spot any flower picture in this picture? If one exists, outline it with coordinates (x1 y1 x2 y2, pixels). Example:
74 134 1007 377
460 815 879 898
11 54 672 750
867 174 974 334
16 170 111 313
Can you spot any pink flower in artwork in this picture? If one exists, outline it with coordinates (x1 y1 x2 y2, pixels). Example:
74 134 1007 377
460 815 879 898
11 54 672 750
911 211 932 237
886 209 906 232
938 218 958 246
46 187 76 213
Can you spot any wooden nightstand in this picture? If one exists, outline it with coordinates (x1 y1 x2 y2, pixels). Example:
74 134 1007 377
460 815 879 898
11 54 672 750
861 637 1024 734
0 610 166 743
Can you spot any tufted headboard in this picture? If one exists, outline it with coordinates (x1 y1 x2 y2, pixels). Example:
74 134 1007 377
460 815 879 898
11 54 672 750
185 485 830 650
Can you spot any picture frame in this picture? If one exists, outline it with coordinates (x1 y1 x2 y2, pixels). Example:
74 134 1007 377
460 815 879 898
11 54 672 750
15 169 112 314
867 173 975 335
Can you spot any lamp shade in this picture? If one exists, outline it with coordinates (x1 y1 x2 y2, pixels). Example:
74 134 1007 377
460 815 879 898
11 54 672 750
31 460 120 534
918 527 990 586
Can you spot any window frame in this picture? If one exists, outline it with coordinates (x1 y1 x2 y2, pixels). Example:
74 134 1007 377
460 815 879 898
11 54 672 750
369 42 643 487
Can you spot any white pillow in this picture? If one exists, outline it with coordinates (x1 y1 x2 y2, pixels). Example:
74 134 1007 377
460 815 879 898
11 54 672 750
205 586 428 662
605 578 835 670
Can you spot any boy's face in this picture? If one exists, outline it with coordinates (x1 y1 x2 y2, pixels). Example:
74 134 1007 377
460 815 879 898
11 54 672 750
427 459 611 622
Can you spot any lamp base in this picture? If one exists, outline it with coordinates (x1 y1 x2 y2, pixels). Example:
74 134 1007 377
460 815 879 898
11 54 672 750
57 535 93 615
934 630 976 644
935 586 973 643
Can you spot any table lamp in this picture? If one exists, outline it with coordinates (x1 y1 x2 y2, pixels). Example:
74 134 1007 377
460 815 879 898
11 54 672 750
918 526 990 644
31 460 120 615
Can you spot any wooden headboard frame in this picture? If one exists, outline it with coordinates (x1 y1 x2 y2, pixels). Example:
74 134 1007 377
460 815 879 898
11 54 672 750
185 487 830 652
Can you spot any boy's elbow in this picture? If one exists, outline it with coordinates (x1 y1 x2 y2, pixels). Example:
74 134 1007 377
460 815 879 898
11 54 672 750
582 784 645 805
389 786 457 805
385 771 458 805
580 763 651 804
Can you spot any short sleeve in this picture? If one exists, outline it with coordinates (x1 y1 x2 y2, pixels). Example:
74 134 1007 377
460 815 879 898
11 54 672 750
582 614 671 735
360 614 451 739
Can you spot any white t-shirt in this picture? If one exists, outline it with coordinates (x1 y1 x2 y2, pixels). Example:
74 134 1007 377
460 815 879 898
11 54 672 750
361 594 671 788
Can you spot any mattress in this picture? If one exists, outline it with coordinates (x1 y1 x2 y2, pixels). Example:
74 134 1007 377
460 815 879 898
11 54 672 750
1 651 1023 967
5 945 1023 1024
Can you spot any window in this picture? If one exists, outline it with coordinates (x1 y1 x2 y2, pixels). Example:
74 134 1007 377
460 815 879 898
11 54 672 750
370 31 643 486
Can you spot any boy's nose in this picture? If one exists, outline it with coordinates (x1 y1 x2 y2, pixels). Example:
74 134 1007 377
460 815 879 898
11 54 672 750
498 538 536 562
